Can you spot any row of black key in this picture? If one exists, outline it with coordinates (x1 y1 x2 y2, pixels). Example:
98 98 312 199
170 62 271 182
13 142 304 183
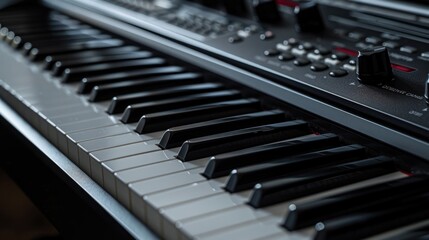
2 5 429 240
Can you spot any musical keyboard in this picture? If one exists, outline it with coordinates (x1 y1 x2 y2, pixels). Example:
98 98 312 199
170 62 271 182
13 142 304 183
1 1 429 240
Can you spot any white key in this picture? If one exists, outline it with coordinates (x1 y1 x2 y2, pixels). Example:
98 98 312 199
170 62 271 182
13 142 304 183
103 150 176 195
130 167 206 221
30 95 84 132
67 124 133 161
77 132 151 164
88 140 160 181
145 179 227 220
29 101 82 136
47 111 108 146
130 167 205 197
262 232 312 240
115 157 205 208
178 172 405 240
24 91 76 104
158 192 250 240
57 115 120 136
41 104 95 119
150 178 227 206
196 217 286 240
178 205 272 239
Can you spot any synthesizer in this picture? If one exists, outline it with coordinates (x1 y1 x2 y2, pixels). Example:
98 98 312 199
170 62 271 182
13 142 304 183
1 0 429 239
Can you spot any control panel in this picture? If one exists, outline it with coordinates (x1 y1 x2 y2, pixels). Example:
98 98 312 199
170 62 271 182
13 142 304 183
102 0 429 141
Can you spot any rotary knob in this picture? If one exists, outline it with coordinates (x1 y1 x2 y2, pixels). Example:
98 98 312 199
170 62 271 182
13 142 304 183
252 0 281 23
192 0 220 8
294 1 324 33
223 0 248 17
356 46 393 85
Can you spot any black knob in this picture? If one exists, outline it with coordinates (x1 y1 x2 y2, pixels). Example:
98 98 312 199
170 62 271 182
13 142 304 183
223 0 248 17
425 75 429 104
193 0 220 8
252 0 281 23
294 1 324 32
356 46 393 85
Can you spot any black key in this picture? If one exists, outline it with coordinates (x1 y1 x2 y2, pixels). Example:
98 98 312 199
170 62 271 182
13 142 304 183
387 225 429 240
314 193 429 240
29 39 124 61
203 133 340 179
284 175 429 231
177 120 309 162
107 82 224 114
2 23 71 38
7 24 91 36
22 34 111 55
137 98 261 134
52 51 153 76
0 19 78 30
80 66 185 94
0 13 51 22
159 110 286 149
225 144 366 192
43 46 140 70
249 156 396 208
8 26 93 46
88 72 204 102
11 29 101 49
120 90 241 123
61 58 166 82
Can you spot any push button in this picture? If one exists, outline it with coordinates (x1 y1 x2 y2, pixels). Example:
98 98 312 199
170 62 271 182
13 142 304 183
329 69 348 77
310 62 328 72
228 36 242 43
365 36 382 45
421 52 429 58
284 38 299 46
278 52 295 61
264 49 280 56
330 52 349 61
314 47 330 56
347 32 364 41
294 58 311 66
425 75 429 104
260 30 275 40
382 41 400 49
400 46 417 54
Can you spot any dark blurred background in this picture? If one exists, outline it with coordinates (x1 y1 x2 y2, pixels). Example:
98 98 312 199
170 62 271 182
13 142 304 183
0 168 60 240
0 0 60 237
